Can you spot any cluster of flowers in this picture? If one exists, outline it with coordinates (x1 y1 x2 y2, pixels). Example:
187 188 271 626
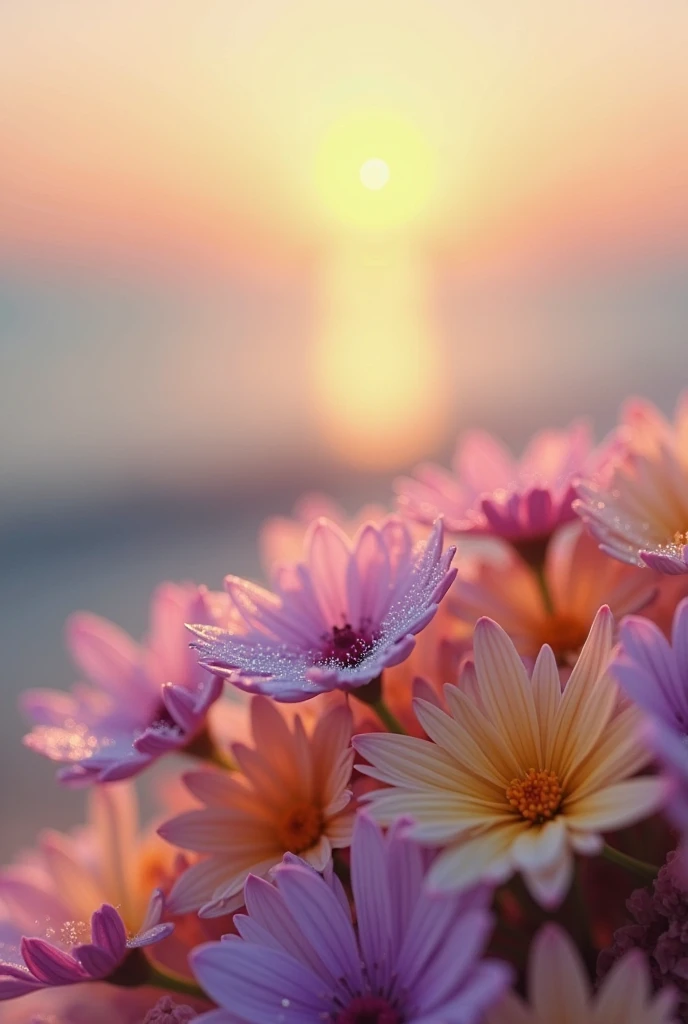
5 394 688 1023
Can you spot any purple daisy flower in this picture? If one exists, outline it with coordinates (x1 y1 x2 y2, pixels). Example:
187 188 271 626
0 903 169 1000
612 597 688 828
22 583 227 783
0 787 174 1001
187 516 456 703
190 814 511 1024
613 598 688 736
0 786 173 1001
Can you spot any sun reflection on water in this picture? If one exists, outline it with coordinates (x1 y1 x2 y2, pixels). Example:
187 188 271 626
314 244 447 470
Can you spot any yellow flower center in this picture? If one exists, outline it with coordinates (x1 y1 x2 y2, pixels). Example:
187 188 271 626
276 802 324 854
535 613 588 664
506 768 563 824
673 531 688 547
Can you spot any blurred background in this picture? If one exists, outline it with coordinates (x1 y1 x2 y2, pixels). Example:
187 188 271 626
2 0 688 861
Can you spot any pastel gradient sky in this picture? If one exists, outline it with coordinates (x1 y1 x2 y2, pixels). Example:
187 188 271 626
2 0 688 525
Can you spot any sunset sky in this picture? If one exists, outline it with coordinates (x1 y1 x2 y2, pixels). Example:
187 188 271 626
2 0 688 522
3 1 688 263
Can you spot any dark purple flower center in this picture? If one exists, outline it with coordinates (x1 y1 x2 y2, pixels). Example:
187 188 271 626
321 623 374 667
336 996 403 1024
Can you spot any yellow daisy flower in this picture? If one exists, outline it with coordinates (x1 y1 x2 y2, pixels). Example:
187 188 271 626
354 606 667 907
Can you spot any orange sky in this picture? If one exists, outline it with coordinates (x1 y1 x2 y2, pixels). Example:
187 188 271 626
2 1 688 273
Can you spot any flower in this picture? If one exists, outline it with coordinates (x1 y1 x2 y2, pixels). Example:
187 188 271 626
22 583 228 784
187 516 456 703
260 494 387 577
159 696 355 917
486 922 677 1024
450 522 658 664
190 814 511 1024
396 420 593 551
617 395 684 457
575 394 688 575
143 997 197 1022
354 607 668 908
598 850 688 1021
613 598 688 738
612 598 688 829
0 785 173 1000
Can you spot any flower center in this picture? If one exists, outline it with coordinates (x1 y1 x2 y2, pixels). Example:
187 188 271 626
321 623 374 667
276 802 323 854
506 768 563 824
673 531 688 547
535 613 588 664
336 996 403 1024
150 702 178 731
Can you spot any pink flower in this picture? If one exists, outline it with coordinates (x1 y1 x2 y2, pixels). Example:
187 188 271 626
575 394 688 575
159 696 355 917
486 923 677 1024
616 395 683 457
191 815 511 1024
396 420 594 552
451 522 659 664
0 786 173 1001
23 583 229 783
260 494 387 577
187 517 456 702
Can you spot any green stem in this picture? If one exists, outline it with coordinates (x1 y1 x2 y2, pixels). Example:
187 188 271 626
145 963 206 999
601 843 658 881
533 561 554 616
350 674 407 734
372 698 406 735
184 724 234 770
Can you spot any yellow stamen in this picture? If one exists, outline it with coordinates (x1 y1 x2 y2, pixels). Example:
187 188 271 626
276 802 323 854
506 768 563 824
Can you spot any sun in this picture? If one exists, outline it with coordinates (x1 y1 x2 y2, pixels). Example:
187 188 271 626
314 111 434 230
359 158 390 191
